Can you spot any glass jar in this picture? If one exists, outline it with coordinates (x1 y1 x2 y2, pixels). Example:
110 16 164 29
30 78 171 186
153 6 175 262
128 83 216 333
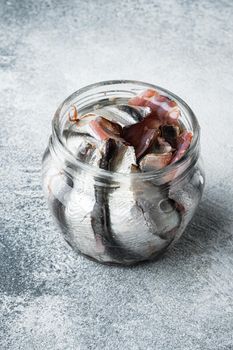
42 80 205 265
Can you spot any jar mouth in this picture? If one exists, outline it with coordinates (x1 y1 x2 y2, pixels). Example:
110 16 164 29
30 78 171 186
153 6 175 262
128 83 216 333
52 80 200 181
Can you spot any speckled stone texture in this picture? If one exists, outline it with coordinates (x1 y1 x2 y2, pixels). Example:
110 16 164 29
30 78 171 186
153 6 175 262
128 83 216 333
1 0 233 349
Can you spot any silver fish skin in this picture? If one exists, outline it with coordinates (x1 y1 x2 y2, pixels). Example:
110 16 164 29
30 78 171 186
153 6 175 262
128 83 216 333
64 128 138 174
64 171 111 261
64 129 106 167
133 179 181 235
64 122 101 140
107 163 179 259
110 142 137 174
42 151 105 260
108 182 169 258
169 168 204 243
92 104 151 126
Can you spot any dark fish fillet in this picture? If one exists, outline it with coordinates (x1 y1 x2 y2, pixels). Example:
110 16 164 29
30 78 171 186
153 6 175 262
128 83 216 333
161 125 180 148
117 105 145 122
91 139 143 262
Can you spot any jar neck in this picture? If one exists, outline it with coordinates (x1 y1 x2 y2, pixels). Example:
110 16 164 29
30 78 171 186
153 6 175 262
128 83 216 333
49 132 200 186
50 80 200 185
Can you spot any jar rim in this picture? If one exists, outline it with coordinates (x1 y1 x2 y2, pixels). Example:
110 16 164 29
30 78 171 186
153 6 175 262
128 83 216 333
52 80 200 181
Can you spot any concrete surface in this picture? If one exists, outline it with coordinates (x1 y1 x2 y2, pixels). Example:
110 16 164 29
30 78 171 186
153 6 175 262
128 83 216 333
1 0 233 349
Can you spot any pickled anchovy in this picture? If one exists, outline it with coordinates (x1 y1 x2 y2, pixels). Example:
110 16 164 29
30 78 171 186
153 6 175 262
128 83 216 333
108 183 170 258
129 89 180 124
63 91 190 261
64 130 99 157
93 104 151 126
64 89 192 175
64 130 105 167
64 122 137 175
161 125 180 148
91 139 144 262
155 137 173 154
169 179 202 242
123 121 160 160
110 142 137 174
64 172 106 259
42 149 74 244
171 131 193 164
70 116 123 142
131 160 182 247
139 152 173 172
134 181 182 243
89 117 123 141
108 175 182 258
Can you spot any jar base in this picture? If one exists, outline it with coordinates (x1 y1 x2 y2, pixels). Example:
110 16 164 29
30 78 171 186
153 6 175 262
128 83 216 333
67 240 169 267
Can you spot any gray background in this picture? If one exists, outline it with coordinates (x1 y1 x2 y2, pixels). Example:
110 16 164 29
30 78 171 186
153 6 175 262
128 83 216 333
1 0 233 349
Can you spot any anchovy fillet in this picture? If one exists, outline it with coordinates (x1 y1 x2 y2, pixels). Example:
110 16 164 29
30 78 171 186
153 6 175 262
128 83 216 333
91 139 144 262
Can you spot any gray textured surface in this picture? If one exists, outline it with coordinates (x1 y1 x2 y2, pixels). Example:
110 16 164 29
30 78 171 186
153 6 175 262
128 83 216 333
1 0 233 349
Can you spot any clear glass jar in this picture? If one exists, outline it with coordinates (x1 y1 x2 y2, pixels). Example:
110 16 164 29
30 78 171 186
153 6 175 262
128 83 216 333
42 80 205 265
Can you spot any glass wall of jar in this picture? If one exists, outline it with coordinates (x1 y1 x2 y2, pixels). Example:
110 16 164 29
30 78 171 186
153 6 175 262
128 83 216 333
42 81 205 265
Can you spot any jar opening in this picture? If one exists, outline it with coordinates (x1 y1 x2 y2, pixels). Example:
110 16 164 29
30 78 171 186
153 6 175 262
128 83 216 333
51 80 200 182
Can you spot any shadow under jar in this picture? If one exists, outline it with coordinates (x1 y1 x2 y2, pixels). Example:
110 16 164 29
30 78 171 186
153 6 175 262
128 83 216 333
42 80 205 265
